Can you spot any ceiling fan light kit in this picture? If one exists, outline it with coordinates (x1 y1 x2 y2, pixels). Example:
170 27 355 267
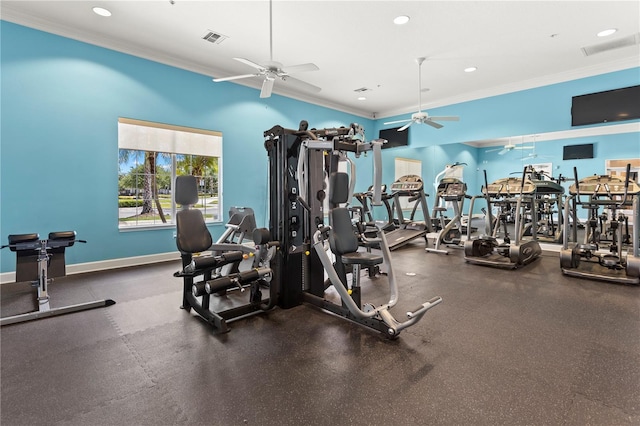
212 0 320 98
383 57 459 131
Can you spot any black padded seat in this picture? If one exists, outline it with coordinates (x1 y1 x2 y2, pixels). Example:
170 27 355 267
341 251 383 266
8 233 39 250
49 231 76 241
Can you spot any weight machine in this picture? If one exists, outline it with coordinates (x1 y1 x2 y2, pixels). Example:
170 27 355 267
464 169 542 269
264 122 442 338
173 176 278 332
559 165 640 285
1 231 115 326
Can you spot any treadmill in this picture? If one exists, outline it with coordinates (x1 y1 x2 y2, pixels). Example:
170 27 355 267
386 175 432 250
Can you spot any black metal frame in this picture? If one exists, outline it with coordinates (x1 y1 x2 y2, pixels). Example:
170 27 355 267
173 175 277 333
263 123 441 337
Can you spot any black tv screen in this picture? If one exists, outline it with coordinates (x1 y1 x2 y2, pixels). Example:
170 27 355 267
379 126 409 149
563 143 594 160
571 85 640 126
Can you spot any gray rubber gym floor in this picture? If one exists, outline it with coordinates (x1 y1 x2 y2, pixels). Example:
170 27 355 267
2 241 639 425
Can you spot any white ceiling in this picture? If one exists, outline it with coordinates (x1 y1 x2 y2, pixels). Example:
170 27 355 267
2 1 639 119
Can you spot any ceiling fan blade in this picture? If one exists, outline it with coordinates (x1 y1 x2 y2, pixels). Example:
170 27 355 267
397 121 413 132
383 118 412 126
234 57 266 71
282 63 319 74
513 146 535 150
485 147 502 153
429 116 460 122
498 148 509 155
425 119 444 129
281 76 321 93
260 78 275 98
212 73 259 82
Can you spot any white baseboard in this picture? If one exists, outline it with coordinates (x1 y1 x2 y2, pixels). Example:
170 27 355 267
0 251 181 284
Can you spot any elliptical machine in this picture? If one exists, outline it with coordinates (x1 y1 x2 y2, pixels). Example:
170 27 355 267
464 168 542 269
519 166 566 243
559 165 640 284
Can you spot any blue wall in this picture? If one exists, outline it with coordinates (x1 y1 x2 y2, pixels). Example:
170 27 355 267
0 21 372 271
1 21 639 272
376 68 639 204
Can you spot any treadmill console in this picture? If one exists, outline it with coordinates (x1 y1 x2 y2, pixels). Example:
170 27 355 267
436 178 467 197
391 175 424 193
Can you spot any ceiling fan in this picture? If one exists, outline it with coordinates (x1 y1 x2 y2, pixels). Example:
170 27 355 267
384 57 459 131
212 0 320 98
519 136 551 161
486 138 535 155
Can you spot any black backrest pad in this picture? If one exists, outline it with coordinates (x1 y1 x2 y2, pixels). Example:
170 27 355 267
175 175 199 206
329 172 350 205
329 208 359 255
176 209 213 254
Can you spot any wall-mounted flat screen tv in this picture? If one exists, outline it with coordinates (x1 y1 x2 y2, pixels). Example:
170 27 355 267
563 143 594 160
571 85 640 126
379 126 409 149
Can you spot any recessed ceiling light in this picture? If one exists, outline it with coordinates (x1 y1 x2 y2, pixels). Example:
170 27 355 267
464 67 477 73
92 7 112 17
393 15 410 25
597 28 617 37
357 96 366 101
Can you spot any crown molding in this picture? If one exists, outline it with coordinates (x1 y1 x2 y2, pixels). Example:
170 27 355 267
464 121 640 148
378 57 640 119
2 7 636 121
1 9 374 118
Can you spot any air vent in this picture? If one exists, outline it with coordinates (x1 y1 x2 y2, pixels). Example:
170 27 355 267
202 31 228 45
353 87 371 93
581 33 640 56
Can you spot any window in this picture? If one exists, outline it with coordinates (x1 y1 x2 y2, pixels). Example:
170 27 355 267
117 118 222 229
